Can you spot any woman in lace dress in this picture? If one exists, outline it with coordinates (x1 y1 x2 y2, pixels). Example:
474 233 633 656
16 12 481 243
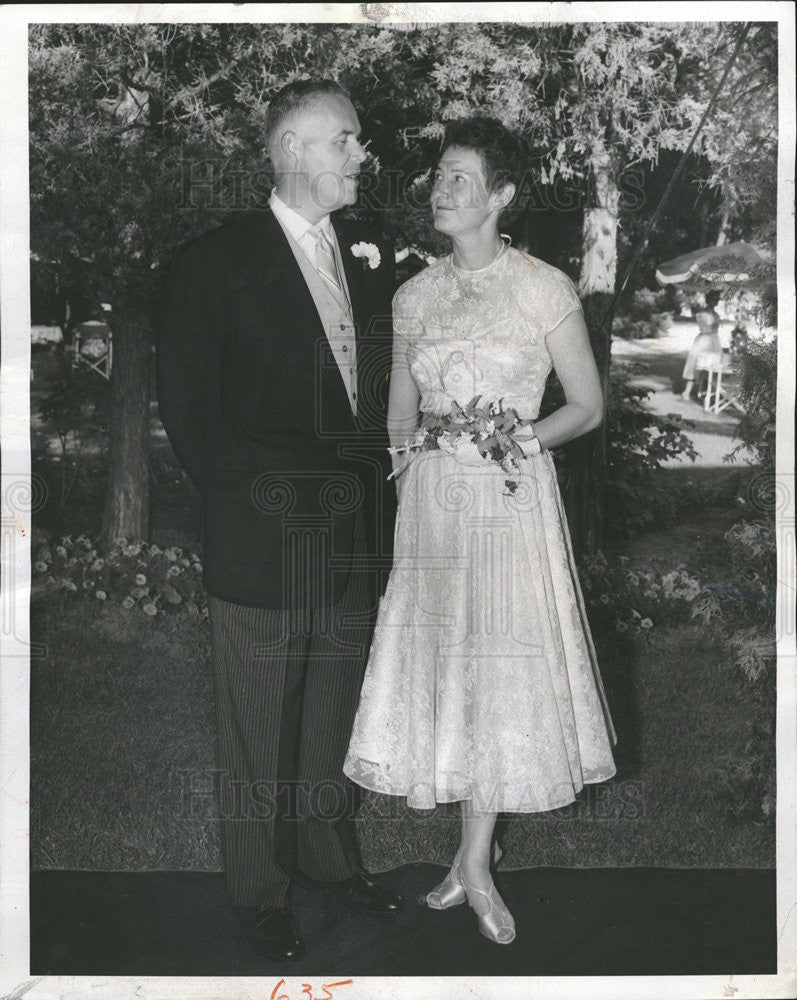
344 118 616 945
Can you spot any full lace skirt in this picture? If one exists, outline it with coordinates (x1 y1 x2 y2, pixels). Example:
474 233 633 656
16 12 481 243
344 449 617 813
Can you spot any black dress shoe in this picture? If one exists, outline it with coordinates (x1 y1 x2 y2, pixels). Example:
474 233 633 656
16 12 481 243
317 870 405 913
235 905 305 961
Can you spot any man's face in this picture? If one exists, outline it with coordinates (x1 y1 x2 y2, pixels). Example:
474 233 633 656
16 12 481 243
292 95 367 217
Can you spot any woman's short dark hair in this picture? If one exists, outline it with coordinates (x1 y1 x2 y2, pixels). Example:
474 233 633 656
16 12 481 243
265 79 350 149
441 117 527 199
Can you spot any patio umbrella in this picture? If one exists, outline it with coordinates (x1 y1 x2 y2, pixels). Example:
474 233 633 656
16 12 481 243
655 241 764 286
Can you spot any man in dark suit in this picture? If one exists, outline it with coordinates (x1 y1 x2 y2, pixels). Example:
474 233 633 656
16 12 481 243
156 79 401 962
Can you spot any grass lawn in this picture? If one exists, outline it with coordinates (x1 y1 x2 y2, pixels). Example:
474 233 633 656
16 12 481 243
29 464 774 872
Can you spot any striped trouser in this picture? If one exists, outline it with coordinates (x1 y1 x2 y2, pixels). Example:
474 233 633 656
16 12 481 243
207 534 377 909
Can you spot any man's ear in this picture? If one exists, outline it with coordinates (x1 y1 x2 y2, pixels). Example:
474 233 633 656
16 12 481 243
280 129 300 166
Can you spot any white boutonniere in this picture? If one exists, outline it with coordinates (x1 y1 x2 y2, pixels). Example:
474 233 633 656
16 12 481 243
350 241 381 270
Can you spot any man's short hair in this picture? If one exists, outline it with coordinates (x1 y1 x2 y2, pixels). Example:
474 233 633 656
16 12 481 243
265 79 350 151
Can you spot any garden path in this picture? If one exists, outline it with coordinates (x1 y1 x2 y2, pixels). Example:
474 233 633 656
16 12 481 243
612 315 746 468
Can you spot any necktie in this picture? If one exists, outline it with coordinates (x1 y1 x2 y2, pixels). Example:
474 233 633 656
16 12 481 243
313 225 343 295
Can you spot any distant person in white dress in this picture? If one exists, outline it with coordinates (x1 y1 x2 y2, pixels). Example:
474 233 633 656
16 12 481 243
682 290 723 401
343 118 617 946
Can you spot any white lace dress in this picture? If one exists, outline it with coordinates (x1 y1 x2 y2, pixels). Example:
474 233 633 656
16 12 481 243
343 248 617 813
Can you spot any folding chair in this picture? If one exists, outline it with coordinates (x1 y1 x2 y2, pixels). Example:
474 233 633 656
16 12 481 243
74 320 112 378
704 354 745 415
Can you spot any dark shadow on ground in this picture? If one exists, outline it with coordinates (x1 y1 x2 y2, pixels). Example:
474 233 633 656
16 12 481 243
31 866 776 976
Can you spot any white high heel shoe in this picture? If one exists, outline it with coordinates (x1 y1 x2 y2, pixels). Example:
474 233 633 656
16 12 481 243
459 869 516 945
425 842 504 910
425 860 466 909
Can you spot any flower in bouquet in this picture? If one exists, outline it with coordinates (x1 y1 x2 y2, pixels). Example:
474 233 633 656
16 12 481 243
387 395 533 494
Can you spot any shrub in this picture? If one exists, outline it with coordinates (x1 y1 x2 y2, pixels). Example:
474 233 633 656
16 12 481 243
725 336 777 469
612 288 673 340
691 516 776 820
542 361 698 537
689 278 777 821
37 352 110 508
604 363 698 535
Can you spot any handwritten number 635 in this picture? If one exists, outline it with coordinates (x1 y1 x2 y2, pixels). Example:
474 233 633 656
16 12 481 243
271 978 354 1000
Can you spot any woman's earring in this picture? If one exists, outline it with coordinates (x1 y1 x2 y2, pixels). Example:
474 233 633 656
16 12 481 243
500 233 512 246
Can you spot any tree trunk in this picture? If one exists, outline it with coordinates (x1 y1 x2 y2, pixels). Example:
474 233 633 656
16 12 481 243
100 312 152 547
566 146 618 557
715 207 731 246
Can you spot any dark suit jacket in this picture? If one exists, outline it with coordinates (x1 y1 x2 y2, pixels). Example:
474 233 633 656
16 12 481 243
156 208 396 608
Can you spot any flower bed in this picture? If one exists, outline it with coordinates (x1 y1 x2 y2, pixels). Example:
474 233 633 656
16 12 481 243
33 535 207 618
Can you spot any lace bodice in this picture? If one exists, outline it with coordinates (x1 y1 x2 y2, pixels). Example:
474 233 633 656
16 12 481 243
393 248 582 420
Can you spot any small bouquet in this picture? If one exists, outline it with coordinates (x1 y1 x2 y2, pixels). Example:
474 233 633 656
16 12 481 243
388 395 534 495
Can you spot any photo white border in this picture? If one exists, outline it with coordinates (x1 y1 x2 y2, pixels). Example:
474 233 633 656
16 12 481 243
2 3 795 998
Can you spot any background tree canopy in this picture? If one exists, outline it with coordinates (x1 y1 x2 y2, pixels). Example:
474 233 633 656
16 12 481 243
28 20 778 546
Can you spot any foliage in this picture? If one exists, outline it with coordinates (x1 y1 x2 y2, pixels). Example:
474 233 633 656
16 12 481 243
612 288 674 340
28 23 776 546
32 535 207 618
541 361 699 538
724 336 777 469
687 252 777 822
36 354 110 507
677 23 778 241
604 363 699 534
580 549 703 637
691 517 776 820
29 22 778 299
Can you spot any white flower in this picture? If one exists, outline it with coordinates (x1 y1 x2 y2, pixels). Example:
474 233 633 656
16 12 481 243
142 602 158 617
135 573 147 586
350 241 381 269
436 432 458 455
34 561 48 573
95 590 107 601
640 618 654 629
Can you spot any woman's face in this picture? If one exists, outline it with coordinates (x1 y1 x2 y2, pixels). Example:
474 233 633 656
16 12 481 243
431 145 505 237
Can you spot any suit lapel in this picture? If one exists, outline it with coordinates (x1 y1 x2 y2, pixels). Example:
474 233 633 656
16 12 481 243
248 209 328 339
256 208 356 432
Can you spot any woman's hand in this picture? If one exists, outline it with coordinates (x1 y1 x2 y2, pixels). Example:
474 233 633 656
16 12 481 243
532 309 603 451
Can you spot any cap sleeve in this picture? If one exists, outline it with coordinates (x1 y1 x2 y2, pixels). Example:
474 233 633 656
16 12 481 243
391 282 424 348
546 270 583 336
